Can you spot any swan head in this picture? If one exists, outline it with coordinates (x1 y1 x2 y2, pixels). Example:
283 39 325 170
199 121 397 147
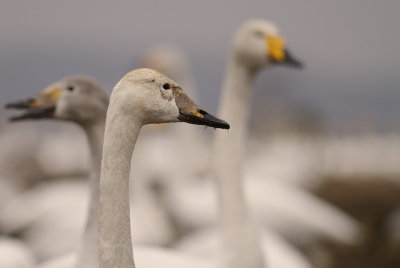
6 76 109 125
233 19 302 70
112 68 230 129
141 43 189 81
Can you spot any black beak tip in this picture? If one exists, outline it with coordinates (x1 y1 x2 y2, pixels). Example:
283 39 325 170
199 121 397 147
199 109 230 130
179 110 230 130
207 120 230 130
290 60 304 69
6 107 55 122
220 122 230 130
5 100 33 110
5 103 15 109
284 48 304 69
8 116 19 122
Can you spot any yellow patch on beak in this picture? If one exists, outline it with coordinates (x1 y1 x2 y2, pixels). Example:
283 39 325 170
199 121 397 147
43 88 62 102
266 35 286 62
192 111 204 118
31 88 62 108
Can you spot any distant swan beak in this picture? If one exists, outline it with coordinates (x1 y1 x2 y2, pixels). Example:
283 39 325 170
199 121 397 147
6 106 55 121
281 48 303 68
5 88 61 121
172 86 230 129
266 35 303 69
269 48 303 69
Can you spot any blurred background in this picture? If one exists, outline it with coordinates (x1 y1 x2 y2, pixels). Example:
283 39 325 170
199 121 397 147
0 0 400 267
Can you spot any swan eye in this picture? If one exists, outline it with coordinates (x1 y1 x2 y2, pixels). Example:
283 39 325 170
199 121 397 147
67 86 75 92
254 30 264 37
162 83 170 90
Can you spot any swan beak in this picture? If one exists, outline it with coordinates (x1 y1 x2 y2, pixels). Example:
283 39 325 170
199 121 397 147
282 48 303 68
267 35 303 68
5 88 61 121
172 86 230 129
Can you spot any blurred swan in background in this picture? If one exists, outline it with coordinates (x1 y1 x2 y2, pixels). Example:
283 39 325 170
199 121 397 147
4 76 107 265
319 135 400 182
0 112 89 207
0 123 44 205
35 127 89 180
170 177 358 246
0 236 35 268
193 19 306 268
98 68 228 267
141 43 199 101
151 20 359 257
176 227 311 268
0 179 88 261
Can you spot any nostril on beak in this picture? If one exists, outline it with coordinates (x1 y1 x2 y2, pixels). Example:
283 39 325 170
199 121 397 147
198 109 208 116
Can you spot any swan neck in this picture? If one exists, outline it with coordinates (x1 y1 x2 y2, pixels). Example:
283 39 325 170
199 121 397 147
219 57 255 132
75 120 105 268
85 121 106 175
213 56 265 268
215 56 254 194
99 96 143 268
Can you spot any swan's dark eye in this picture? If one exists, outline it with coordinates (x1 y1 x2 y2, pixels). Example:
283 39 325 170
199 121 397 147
254 30 264 37
67 86 74 92
163 83 170 90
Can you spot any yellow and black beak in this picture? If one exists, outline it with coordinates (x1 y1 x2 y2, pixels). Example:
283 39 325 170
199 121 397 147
171 86 230 129
5 88 62 121
266 35 303 68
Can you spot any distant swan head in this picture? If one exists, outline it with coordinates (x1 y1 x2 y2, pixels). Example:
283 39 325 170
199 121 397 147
141 43 190 81
6 76 109 125
112 68 230 129
233 19 303 70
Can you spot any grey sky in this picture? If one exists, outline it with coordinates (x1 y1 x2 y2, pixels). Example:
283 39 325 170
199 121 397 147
1 0 399 132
